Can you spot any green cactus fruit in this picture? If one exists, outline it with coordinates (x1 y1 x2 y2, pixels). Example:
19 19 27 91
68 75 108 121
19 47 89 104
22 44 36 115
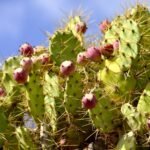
25 71 45 122
49 30 83 66
15 127 37 149
121 103 144 131
116 131 136 150
98 67 136 102
64 72 84 115
89 90 120 132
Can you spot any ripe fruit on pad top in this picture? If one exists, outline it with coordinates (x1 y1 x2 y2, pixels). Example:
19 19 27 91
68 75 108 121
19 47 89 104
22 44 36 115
60 60 75 76
0 87 6 97
99 44 114 57
20 57 33 72
82 93 97 109
77 52 87 64
75 22 87 34
19 43 34 57
86 47 101 61
99 19 111 33
13 68 28 84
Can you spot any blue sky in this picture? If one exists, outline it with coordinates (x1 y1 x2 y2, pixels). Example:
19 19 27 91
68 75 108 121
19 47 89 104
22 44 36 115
0 0 148 63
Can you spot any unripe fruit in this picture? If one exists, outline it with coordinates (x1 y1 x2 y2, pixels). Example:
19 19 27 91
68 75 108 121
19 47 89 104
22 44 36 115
86 47 101 61
82 93 97 109
0 88 6 97
99 44 114 57
19 43 34 57
20 57 33 72
77 52 87 64
75 22 87 34
60 61 75 76
13 68 28 84
99 20 111 33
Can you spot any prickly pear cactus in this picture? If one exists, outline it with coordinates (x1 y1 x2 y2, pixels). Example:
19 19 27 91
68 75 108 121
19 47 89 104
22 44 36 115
0 3 150 150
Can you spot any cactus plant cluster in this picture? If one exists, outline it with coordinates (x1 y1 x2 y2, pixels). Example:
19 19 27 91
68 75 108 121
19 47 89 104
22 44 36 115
0 3 150 150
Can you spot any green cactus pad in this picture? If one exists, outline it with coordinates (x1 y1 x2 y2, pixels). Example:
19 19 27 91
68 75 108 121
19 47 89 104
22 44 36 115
64 72 84 115
25 71 45 121
98 67 136 102
49 30 83 66
116 131 136 150
43 71 65 132
89 93 120 132
121 103 144 131
0 109 8 133
137 83 150 114
126 4 150 51
102 18 140 70
2 56 21 92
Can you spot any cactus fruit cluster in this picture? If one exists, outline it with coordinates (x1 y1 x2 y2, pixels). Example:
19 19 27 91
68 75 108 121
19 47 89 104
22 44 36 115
0 3 150 150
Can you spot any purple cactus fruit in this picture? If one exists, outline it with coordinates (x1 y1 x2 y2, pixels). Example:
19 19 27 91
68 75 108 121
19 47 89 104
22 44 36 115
113 40 120 50
77 52 88 64
86 47 101 61
75 22 87 34
13 68 28 84
20 57 33 72
0 88 6 97
19 43 34 57
60 60 75 76
99 44 114 57
38 53 50 65
99 20 110 33
82 93 97 109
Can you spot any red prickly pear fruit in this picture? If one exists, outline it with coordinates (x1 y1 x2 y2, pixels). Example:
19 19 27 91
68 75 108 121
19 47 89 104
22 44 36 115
0 88 6 97
99 44 114 57
113 40 120 50
86 47 101 61
99 20 111 33
60 60 75 76
82 93 97 109
38 53 50 65
13 68 28 84
20 57 33 72
75 22 87 34
77 52 88 64
19 43 34 57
